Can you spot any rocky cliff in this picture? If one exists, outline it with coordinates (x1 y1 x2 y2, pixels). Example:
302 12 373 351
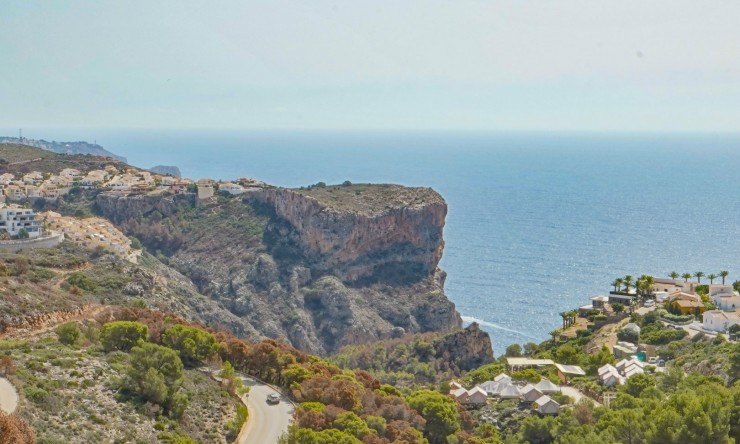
252 186 446 283
95 184 474 355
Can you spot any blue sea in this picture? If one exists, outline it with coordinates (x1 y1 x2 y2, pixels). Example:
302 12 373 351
8 129 740 352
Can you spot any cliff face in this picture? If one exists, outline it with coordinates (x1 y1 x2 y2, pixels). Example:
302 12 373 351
96 185 471 355
252 186 446 283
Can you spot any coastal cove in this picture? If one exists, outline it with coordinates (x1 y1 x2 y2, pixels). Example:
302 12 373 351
9 129 740 350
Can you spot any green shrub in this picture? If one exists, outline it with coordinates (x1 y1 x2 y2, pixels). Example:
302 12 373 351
66 271 96 291
100 321 148 352
55 322 81 346
160 325 218 367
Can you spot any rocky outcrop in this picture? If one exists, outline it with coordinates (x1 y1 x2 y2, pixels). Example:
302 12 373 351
149 165 181 177
251 186 446 283
92 184 471 356
95 193 193 223
434 323 495 374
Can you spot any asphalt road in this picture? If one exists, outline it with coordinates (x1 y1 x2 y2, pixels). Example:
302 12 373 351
0 377 18 413
238 377 294 444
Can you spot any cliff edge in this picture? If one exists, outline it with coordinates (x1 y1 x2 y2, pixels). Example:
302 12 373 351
95 184 467 355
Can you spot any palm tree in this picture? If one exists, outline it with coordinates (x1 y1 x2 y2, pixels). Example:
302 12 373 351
623 275 634 293
707 273 717 285
560 312 569 330
669 271 679 280
694 271 704 284
612 279 623 292
682 273 691 282
719 271 729 285
550 329 561 342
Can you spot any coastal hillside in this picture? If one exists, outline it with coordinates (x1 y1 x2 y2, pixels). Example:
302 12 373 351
0 144 486 360
0 144 126 175
95 184 465 355
0 137 126 162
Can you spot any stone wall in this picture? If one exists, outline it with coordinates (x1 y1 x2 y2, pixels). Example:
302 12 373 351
0 232 64 252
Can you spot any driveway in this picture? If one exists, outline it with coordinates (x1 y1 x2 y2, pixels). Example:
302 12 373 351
238 377 295 444
0 377 18 413
560 386 601 407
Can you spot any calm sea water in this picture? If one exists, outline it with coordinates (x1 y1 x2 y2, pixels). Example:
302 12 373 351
9 129 740 352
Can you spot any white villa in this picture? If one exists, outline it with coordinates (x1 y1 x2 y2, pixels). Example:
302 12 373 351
534 395 561 415
0 206 42 238
709 285 740 312
219 182 246 195
521 384 544 402
702 310 740 333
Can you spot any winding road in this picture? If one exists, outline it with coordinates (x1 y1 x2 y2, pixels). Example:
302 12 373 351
0 377 18 414
237 377 295 444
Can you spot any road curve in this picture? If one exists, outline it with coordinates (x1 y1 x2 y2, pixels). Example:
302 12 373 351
0 377 18 413
238 377 294 444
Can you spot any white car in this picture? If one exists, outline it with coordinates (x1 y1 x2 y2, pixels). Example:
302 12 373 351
645 300 655 307
266 393 280 405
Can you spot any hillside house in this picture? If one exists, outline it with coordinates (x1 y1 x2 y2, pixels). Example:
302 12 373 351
703 310 740 333
0 207 42 238
4 185 23 200
534 395 560 415
60 168 81 178
597 364 625 387
464 387 488 406
651 278 683 294
219 182 246 195
497 383 522 400
534 379 560 395
709 285 740 311
554 364 586 384
450 387 469 403
197 178 214 199
521 384 544 402
671 299 705 315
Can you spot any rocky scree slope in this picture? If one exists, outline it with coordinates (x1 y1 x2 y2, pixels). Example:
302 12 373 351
96 184 471 356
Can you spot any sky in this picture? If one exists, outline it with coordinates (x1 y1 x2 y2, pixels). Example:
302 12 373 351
1 1 739 132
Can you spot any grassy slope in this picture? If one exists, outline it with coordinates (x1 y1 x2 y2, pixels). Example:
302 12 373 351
0 144 126 175
3 337 238 443
295 183 443 215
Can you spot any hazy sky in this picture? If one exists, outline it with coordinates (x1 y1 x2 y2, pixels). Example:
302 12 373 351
1 1 739 131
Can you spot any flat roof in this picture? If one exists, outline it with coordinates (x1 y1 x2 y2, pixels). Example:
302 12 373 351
507 358 555 366
554 364 586 376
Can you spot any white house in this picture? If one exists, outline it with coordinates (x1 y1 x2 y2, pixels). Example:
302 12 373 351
493 373 511 383
0 207 42 238
709 285 740 312
498 383 522 400
703 310 740 333
534 379 560 395
521 384 544 402
651 278 683 294
479 380 498 395
464 387 488 406
450 387 469 403
449 381 463 391
534 395 560 415
597 364 625 387
219 182 246 195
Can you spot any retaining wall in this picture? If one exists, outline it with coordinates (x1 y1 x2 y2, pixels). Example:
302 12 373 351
0 233 65 251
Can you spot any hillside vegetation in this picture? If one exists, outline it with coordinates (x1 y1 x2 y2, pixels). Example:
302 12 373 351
0 144 125 175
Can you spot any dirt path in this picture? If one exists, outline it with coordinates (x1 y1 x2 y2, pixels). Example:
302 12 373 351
0 305 109 341
0 377 18 413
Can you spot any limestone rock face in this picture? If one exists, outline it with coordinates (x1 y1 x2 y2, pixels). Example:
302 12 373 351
96 193 193 223
434 323 495 374
95 184 469 356
252 187 446 283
